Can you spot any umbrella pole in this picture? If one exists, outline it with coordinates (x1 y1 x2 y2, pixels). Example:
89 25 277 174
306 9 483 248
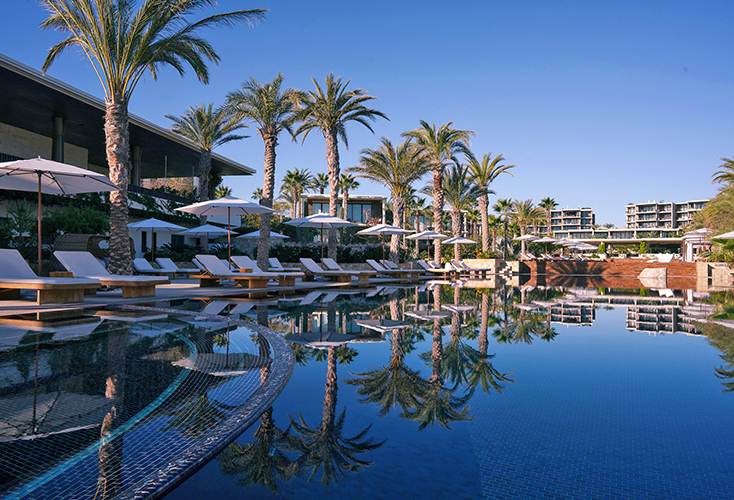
321 224 324 261
37 174 42 276
227 207 232 265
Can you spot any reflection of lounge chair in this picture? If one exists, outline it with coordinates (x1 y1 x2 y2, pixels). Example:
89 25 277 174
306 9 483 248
193 255 279 289
269 257 301 272
321 292 340 303
54 251 169 298
0 249 100 304
230 255 304 287
133 258 170 276
300 291 322 305
299 258 370 286
155 258 198 278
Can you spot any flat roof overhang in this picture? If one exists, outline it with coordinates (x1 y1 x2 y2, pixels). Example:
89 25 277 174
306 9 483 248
0 54 253 178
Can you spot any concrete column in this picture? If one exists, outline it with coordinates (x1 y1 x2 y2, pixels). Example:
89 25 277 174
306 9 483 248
52 116 65 162
381 200 386 224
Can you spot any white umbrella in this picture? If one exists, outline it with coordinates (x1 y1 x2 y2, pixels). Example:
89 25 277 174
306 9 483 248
441 236 476 245
237 229 289 240
513 234 540 241
356 223 414 261
176 196 278 263
712 230 734 242
178 224 233 253
0 157 119 275
127 218 185 261
285 213 357 260
407 230 448 261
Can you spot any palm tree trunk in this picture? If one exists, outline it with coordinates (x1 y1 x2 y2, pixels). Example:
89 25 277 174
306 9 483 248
432 167 444 264
322 346 338 433
480 293 489 355
389 195 406 262
325 131 340 260
105 98 133 275
291 187 297 219
520 225 527 254
257 135 277 272
197 150 212 252
479 194 489 252
451 210 461 260
342 189 348 220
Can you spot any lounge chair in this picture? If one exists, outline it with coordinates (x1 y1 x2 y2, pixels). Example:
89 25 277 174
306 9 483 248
321 258 377 280
366 259 416 279
155 257 199 278
133 258 170 276
0 249 100 304
450 260 491 277
417 259 454 277
193 255 279 290
230 255 304 287
54 251 169 298
380 259 401 270
269 257 301 272
299 258 371 287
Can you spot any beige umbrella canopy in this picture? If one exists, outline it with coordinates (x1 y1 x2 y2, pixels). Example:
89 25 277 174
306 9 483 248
0 157 118 275
285 214 357 260
356 224 414 261
127 218 185 261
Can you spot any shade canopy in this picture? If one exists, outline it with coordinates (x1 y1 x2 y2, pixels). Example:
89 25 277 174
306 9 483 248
356 224 413 236
175 195 278 217
406 230 448 240
0 157 119 275
535 236 558 243
178 224 233 237
712 230 734 242
284 213 357 228
237 229 289 240
441 236 476 245
127 218 186 233
513 234 540 242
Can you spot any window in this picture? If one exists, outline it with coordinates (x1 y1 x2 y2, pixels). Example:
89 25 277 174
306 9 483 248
311 202 329 215
347 203 371 223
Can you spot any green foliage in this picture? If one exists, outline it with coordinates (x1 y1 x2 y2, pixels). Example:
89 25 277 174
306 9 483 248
598 242 606 255
43 205 110 237
475 250 498 259
156 243 200 262
266 242 404 263
638 241 648 254
0 200 38 259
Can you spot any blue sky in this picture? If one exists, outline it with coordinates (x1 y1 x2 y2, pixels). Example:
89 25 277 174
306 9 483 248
3 1 733 226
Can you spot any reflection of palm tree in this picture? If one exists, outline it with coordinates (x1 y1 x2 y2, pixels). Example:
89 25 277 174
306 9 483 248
218 407 298 495
163 393 235 441
288 346 384 488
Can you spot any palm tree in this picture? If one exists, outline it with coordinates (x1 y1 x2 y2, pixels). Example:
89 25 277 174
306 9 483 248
352 138 430 261
225 74 300 271
294 74 388 260
467 153 516 252
493 198 514 260
338 173 360 220
280 168 313 218
512 199 544 254
436 164 483 260
214 185 233 198
312 172 330 194
252 187 263 202
713 157 734 187
40 0 265 275
403 121 474 264
167 103 247 202
539 197 558 236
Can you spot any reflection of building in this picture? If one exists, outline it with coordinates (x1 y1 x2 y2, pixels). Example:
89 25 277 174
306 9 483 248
547 303 595 325
625 304 698 334
301 193 386 224
625 200 708 230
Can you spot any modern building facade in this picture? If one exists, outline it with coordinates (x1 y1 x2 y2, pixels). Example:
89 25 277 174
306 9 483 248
301 193 386 225
539 207 595 234
625 200 707 230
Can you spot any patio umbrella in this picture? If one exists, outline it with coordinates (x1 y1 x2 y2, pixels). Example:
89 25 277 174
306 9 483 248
534 236 558 254
407 230 448 262
0 157 118 275
285 213 357 260
356 223 414 261
178 223 233 254
712 230 734 242
237 229 289 240
441 235 476 260
127 218 185 261
176 196 278 263
513 234 540 254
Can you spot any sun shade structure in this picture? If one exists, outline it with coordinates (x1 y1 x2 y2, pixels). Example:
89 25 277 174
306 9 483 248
407 230 448 262
178 224 233 254
0 157 118 275
127 218 186 261
441 236 476 245
356 224 414 261
513 234 540 241
176 196 278 263
237 230 289 240
712 230 734 242
285 214 357 260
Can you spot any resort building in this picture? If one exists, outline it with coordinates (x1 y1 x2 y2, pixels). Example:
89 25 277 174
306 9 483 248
538 207 595 234
301 193 386 225
0 53 254 256
625 199 708 230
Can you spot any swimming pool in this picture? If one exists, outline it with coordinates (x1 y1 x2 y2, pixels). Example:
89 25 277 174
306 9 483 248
162 284 734 499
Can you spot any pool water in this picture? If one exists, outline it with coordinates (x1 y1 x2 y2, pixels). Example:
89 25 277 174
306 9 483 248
165 284 734 500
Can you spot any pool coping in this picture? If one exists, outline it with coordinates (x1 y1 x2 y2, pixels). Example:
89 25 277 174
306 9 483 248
107 304 295 500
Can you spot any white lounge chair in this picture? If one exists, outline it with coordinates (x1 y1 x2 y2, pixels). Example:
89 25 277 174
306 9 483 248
230 255 304 287
155 257 199 278
193 255 279 292
133 258 170 276
0 249 100 304
54 251 169 298
322 258 377 280
366 259 416 279
417 259 454 276
299 258 370 287
381 259 401 270
269 257 301 272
